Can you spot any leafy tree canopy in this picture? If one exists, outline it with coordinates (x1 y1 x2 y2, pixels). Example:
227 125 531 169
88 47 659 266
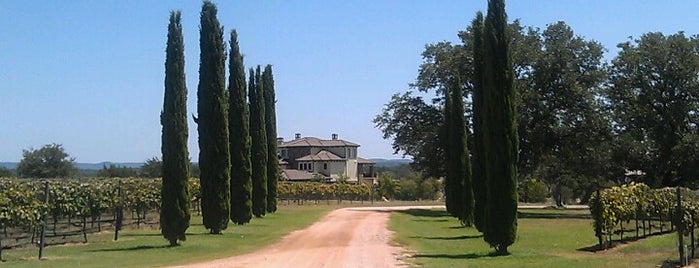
0 166 14 177
17 143 76 178
97 164 138 178
140 157 162 178
606 31 699 187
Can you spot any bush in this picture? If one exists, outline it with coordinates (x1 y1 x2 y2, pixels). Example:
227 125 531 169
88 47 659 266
519 179 548 203
397 179 419 200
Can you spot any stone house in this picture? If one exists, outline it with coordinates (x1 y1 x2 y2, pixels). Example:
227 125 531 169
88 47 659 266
278 133 376 183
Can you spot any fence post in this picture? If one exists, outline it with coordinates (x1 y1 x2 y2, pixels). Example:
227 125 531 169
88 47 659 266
114 180 123 241
677 186 686 266
38 181 49 260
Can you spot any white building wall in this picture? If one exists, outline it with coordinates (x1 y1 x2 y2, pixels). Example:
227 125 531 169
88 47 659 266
345 159 358 181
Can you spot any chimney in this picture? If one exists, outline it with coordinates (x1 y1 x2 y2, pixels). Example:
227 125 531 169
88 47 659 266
277 137 284 145
331 133 338 140
295 133 301 139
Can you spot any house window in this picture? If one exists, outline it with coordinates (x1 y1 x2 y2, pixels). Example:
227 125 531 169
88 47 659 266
324 163 328 170
281 149 288 158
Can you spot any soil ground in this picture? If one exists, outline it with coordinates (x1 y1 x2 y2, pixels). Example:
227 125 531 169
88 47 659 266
169 206 441 268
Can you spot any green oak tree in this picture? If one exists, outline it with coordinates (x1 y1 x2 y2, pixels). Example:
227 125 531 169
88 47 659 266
17 143 76 178
606 32 699 187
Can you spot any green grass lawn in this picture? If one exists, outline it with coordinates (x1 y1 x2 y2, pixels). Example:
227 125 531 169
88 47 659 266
0 205 333 268
390 208 678 268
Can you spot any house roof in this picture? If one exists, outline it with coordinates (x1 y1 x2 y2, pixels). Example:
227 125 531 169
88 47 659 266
281 169 316 181
279 136 359 148
357 157 375 164
296 150 344 161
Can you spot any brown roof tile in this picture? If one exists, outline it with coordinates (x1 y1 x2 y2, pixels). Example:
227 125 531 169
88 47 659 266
357 157 375 164
281 169 316 181
279 137 359 148
296 150 344 161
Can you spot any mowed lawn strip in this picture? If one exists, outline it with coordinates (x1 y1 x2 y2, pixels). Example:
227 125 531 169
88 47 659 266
1 205 332 268
389 208 677 268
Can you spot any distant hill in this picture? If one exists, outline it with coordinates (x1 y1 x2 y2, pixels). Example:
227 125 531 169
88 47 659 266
0 162 16 169
368 158 412 167
0 162 144 170
75 162 144 170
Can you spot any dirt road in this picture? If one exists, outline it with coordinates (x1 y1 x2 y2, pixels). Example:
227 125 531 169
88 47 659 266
170 206 440 268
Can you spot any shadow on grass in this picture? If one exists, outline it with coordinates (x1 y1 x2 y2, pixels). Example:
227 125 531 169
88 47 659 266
413 218 450 223
411 234 483 240
413 251 505 260
577 229 674 252
122 233 161 237
88 244 171 252
396 209 450 218
517 211 591 219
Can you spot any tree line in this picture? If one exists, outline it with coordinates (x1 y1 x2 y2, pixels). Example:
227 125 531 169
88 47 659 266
375 5 699 205
376 0 698 254
160 2 279 245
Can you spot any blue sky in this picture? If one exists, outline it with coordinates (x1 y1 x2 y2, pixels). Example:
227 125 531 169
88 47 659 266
1 1 697 163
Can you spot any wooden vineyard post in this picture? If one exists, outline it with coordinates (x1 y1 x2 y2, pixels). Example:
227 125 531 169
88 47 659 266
38 181 49 260
114 180 123 241
677 186 686 266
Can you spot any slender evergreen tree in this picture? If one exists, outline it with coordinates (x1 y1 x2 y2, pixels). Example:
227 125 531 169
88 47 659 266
443 80 461 218
249 66 268 217
470 11 487 232
262 65 278 213
160 10 190 246
197 1 230 234
482 0 518 254
228 30 253 225
451 76 474 226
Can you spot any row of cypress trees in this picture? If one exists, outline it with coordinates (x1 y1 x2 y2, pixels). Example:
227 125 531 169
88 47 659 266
444 0 518 254
249 66 268 218
160 1 280 244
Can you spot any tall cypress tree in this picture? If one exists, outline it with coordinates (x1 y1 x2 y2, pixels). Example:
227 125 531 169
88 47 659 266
451 76 474 226
470 11 487 232
262 65 278 213
228 30 253 225
249 66 268 217
482 0 518 254
197 1 230 234
443 81 460 218
160 10 190 246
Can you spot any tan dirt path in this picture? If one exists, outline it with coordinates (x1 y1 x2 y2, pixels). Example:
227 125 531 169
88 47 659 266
169 205 442 268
